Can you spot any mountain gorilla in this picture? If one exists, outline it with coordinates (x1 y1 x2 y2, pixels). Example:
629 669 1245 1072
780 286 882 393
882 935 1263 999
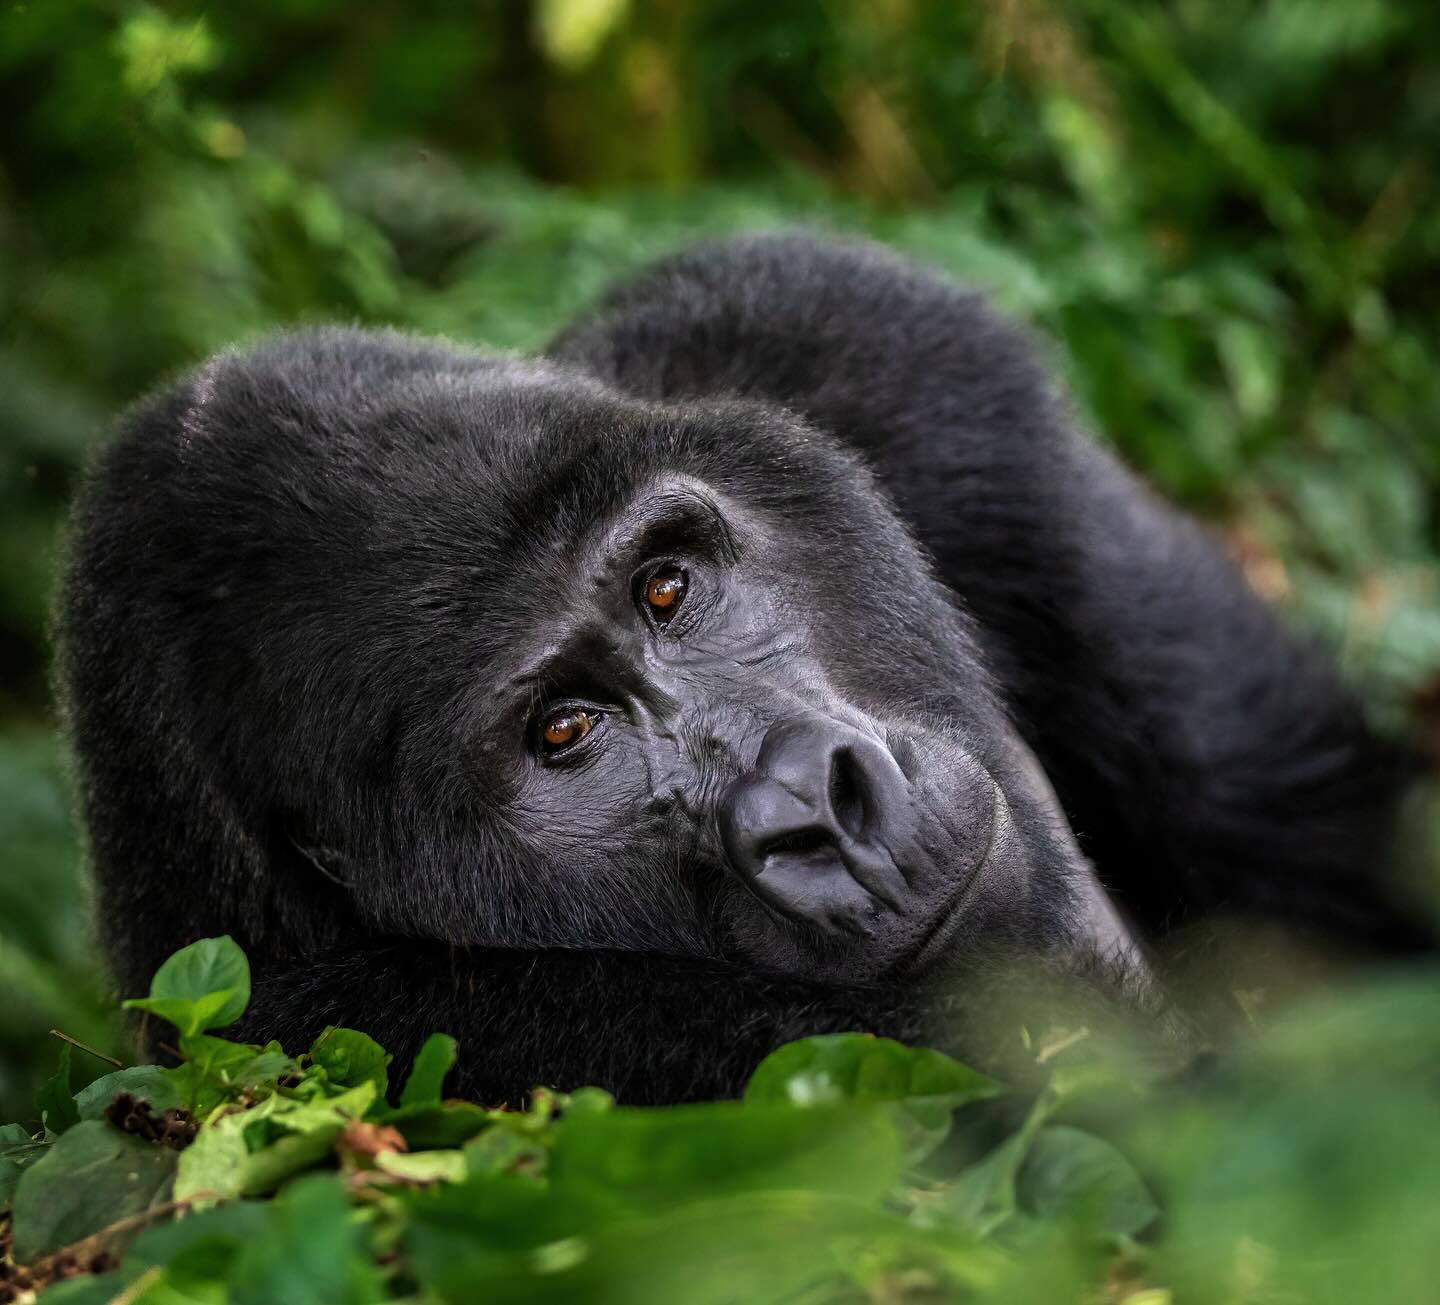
59 234 1425 1104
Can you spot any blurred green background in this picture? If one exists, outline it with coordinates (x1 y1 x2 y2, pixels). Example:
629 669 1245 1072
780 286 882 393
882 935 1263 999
2 0 1438 1122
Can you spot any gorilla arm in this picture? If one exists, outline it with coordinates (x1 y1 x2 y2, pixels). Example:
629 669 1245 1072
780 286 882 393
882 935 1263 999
231 936 1168 1107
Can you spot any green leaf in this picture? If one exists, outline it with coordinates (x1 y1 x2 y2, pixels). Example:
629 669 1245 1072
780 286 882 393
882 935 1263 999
123 991 237 1038
463 1126 548 1178
150 935 251 1009
239 1082 379 1197
165 1041 296 1117
746 1034 1000 1106
384 1100 494 1150
74 1066 184 1121
34 1043 79 1136
179 1034 296 1096
1016 1125 1159 1240
228 1174 384 1305
122 936 251 1037
399 1033 457 1106
10 1120 178 1263
940 1089 1058 1238
556 1087 613 1116
125 1198 271 1275
236 1044 301 1090
174 1104 259 1205
310 1027 390 1095
550 1101 902 1212
745 1034 1002 1162
0 1122 49 1207
407 1186 1001 1305
27 1277 127 1304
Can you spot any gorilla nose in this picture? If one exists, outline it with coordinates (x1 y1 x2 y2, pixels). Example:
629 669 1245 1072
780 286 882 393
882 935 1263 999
718 718 912 933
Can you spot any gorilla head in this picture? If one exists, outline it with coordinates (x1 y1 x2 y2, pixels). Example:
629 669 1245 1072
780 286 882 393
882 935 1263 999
62 327 1123 996
59 234 1420 1101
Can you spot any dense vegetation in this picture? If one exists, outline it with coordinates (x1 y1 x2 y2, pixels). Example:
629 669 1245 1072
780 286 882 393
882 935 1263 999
2 3 1438 1297
4 937 1440 1303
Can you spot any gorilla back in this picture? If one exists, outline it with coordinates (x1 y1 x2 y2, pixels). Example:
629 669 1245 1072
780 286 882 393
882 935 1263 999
59 234 1424 1104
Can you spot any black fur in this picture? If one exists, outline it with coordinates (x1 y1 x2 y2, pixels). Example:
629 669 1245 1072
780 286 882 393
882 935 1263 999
58 233 1425 1104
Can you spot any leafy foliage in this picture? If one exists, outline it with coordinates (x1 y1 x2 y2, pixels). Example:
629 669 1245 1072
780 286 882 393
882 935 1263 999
1 5 1438 1296
3 937 1440 1302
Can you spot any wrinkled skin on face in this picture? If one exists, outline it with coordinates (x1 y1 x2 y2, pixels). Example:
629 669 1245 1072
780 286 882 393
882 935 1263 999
61 234 1421 1105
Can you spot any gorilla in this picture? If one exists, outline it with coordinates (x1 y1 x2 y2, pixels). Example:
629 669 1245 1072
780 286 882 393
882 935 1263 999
58 233 1426 1104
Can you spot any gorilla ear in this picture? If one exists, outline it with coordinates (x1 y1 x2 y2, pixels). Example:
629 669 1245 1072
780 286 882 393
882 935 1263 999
284 822 354 890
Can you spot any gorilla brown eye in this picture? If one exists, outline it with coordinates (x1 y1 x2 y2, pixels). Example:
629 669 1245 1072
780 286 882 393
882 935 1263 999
540 708 598 754
643 565 688 624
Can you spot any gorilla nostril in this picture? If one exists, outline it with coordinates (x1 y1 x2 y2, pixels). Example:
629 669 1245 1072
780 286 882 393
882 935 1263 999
828 747 868 838
758 826 832 863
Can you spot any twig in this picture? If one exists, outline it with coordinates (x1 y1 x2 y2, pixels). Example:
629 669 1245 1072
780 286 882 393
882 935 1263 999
47 1030 124 1069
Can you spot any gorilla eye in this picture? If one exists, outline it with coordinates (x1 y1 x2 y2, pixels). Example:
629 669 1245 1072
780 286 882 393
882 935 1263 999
540 707 599 754
643 565 688 625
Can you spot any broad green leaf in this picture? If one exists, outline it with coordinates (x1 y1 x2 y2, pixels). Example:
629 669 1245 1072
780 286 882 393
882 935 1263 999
178 1033 297 1096
34 1043 79 1135
177 1032 262 1082
174 1104 261 1205
153 938 250 1009
402 1167 614 1277
0 1120 36 1149
236 1045 302 1087
10 1120 178 1262
228 1174 384 1305
0 1122 49 1207
116 1205 271 1300
310 1027 390 1095
398 1033 457 1106
123 936 251 1037
940 1089 1056 1238
26 1277 126 1304
745 1034 1002 1162
123 991 242 1039
407 1187 1002 1305
464 1126 548 1178
941 1130 1033 1239
383 1100 494 1150
746 1034 1000 1106
125 1199 271 1279
75 1065 184 1121
550 1101 902 1212
1016 1125 1159 1239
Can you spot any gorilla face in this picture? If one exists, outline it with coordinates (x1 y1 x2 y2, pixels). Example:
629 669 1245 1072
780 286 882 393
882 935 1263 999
326 363 1097 984
475 468 1029 983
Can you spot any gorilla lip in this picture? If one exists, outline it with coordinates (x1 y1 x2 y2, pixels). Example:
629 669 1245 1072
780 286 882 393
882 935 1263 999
908 776 1011 975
